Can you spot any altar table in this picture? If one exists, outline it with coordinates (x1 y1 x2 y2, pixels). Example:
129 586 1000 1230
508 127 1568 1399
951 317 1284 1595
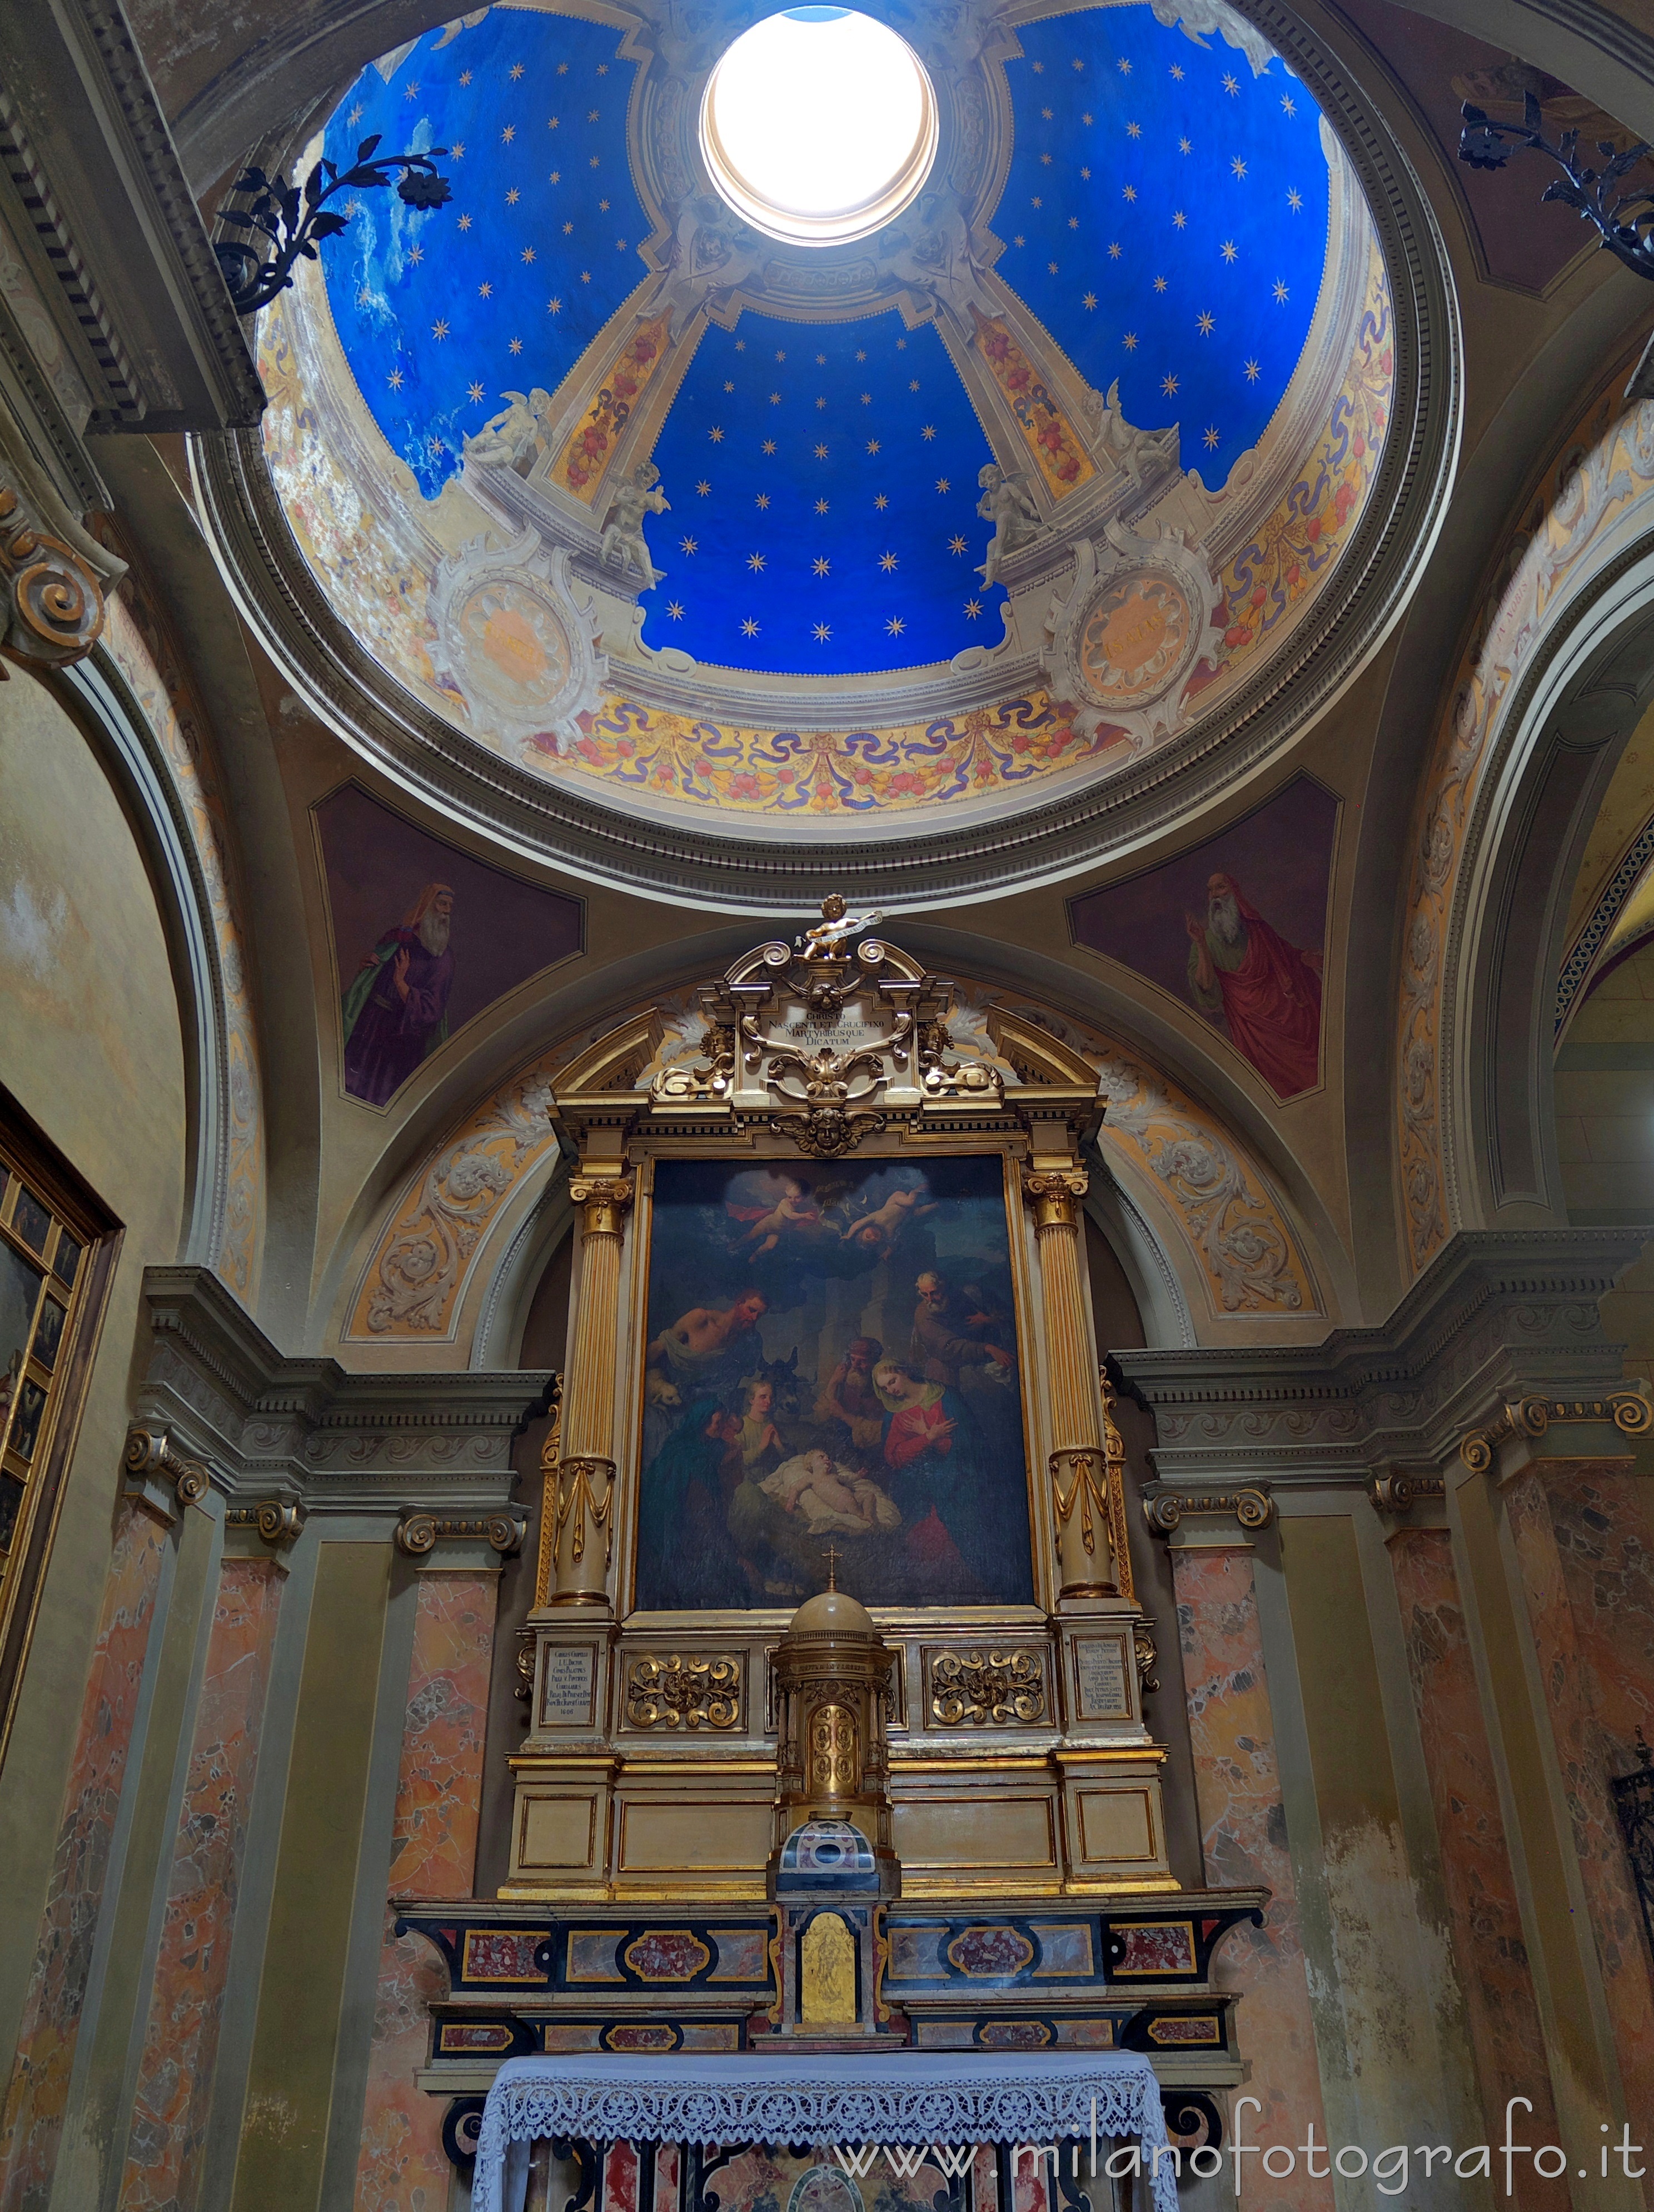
471 2051 1180 2212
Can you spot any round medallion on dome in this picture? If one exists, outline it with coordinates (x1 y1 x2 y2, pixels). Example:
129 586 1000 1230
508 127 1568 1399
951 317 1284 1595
1078 572 1195 708
700 9 939 246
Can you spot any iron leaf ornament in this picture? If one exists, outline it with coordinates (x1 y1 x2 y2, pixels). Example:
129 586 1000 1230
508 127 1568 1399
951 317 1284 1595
1458 90 1654 395
216 134 454 317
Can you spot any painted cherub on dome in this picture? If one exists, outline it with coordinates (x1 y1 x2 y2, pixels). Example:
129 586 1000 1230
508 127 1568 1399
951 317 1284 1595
637 196 767 343
880 188 996 328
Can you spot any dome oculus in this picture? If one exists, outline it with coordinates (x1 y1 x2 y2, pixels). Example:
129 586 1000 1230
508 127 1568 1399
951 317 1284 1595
700 7 938 246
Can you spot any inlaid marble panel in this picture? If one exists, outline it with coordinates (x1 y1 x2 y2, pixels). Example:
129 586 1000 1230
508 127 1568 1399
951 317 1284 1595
353 1574 496 2212
0 1503 168 2212
1173 1545 1329 2199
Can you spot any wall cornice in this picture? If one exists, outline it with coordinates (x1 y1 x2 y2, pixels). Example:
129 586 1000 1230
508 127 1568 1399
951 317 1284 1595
133 1264 550 1515
1117 1226 1650 1484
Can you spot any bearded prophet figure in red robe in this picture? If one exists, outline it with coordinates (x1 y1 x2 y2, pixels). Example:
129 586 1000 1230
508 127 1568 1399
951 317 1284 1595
1185 870 1323 1097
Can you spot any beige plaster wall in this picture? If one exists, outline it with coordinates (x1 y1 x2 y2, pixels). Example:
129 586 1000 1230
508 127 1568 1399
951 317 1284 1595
0 672 188 2052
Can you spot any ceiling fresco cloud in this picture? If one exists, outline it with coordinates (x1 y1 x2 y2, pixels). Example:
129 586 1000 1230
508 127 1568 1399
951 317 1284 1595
255 0 1393 837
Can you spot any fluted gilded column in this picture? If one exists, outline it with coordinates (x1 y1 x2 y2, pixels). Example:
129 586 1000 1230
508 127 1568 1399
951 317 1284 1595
547 1174 632 1607
1023 1165 1117 1598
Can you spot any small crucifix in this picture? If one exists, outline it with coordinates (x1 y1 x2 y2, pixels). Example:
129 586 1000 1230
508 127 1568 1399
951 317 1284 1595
820 1542 841 1591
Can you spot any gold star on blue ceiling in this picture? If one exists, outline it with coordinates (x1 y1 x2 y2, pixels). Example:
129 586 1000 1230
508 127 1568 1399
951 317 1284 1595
641 311 1005 676
318 12 644 498
999 7 1329 471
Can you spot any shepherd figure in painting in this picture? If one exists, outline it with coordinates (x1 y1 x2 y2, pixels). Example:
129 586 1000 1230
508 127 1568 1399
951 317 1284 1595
341 882 456 1105
1185 869 1323 1097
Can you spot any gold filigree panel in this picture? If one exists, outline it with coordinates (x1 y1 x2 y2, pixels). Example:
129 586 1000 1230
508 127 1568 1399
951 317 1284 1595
625 1654 743 1730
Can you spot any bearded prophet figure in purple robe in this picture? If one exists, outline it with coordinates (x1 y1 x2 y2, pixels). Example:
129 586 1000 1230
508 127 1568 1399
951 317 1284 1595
341 882 456 1104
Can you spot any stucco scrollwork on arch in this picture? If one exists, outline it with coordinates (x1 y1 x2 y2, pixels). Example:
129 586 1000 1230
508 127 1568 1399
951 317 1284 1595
948 988 1317 1317
347 1065 560 1338
1397 362 1654 1277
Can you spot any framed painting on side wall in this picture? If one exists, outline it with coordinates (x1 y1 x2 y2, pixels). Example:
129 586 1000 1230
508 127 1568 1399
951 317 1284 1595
0 1087 119 1774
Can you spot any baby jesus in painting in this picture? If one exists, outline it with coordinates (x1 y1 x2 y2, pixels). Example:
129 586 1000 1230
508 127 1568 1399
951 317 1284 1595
760 1450 901 1535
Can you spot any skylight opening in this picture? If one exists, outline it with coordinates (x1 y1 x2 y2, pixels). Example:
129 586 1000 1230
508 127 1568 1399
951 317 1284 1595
700 8 938 246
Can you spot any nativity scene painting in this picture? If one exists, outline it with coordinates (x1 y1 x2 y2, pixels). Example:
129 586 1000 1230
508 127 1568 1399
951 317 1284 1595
632 1156 1033 1612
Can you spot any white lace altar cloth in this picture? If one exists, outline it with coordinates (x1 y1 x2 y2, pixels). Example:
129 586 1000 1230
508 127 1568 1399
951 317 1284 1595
472 2051 1179 2212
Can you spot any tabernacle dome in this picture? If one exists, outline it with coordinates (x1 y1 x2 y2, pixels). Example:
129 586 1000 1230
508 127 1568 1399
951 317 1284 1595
237 0 1400 867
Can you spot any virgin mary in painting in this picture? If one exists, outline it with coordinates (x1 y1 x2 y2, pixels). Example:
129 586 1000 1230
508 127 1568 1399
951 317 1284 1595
631 1155 1033 1611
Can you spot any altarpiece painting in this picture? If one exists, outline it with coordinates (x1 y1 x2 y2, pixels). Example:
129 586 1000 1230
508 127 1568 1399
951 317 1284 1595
634 1155 1033 1611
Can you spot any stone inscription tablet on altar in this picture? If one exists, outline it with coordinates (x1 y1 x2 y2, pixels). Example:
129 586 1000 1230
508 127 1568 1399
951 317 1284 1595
1073 1636 1130 1720
541 1644 596 1727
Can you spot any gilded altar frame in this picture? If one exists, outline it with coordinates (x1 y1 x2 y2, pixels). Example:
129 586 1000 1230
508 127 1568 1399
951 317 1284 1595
504 910 1172 1904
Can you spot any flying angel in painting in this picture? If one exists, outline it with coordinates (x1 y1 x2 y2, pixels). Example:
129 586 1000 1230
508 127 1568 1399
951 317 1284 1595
837 1180 937 1255
725 1173 826 1260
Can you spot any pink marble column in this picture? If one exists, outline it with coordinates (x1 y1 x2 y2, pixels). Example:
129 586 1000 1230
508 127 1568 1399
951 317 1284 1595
1388 1527 1558 2200
1502 1465 1654 2135
1 1501 170 2212
355 1574 497 2212
118 1556 286 2212
1173 1545 1332 2206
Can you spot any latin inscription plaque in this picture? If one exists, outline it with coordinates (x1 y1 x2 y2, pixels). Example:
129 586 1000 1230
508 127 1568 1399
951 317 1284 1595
542 1644 596 1727
1073 1636 1130 1720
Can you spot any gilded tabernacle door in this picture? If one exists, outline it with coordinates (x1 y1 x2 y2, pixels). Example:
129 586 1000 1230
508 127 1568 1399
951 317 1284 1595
504 900 1172 1905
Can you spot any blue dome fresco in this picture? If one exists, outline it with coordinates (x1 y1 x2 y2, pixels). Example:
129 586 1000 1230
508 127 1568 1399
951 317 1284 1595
256 0 1394 838
997 9 1327 468
315 0 1331 680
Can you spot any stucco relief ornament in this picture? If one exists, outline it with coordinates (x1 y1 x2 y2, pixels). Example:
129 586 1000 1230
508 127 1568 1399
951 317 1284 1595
429 523 607 754
876 188 999 329
599 461 671 590
1041 518 1222 749
636 196 769 342
461 388 554 472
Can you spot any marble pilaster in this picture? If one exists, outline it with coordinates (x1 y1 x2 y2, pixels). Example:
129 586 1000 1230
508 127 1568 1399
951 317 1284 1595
353 1572 497 2212
0 1502 170 2212
1501 1462 1654 2134
1173 1544 1331 2204
118 1556 286 2212
1387 1526 1558 2200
